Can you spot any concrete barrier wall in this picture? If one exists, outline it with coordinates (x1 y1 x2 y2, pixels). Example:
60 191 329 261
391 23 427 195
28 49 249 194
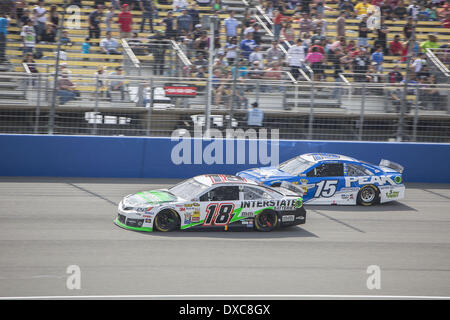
1 134 449 183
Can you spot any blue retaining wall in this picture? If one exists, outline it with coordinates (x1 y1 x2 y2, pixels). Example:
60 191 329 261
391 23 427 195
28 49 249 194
1 134 449 183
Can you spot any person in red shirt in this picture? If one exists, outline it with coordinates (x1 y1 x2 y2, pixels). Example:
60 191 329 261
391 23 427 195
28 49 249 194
443 13 450 28
389 35 403 56
118 4 133 39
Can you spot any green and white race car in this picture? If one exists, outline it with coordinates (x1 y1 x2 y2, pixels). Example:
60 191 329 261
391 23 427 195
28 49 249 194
114 174 306 232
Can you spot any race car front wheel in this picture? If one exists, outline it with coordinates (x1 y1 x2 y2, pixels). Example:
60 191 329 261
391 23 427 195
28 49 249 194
254 210 278 232
154 210 180 232
357 185 379 206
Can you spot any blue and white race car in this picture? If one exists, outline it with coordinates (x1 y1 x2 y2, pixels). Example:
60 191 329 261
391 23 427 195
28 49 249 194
237 153 405 206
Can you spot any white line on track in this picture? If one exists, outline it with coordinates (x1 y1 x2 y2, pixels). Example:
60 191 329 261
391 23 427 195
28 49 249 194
1 295 450 300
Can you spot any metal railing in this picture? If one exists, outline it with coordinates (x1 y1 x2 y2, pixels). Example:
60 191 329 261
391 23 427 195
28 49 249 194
0 72 449 142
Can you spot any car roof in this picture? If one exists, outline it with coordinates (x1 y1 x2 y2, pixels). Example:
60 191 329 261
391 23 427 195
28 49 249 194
193 174 258 187
300 153 358 163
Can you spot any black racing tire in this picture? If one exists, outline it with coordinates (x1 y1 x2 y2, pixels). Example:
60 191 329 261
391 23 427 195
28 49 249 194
154 209 180 232
254 209 278 232
357 185 379 206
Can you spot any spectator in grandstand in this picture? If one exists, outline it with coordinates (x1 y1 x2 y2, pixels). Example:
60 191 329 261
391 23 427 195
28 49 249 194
41 23 56 43
129 32 147 56
420 34 440 52
403 17 415 40
410 53 427 75
177 9 193 36
287 38 307 79
193 52 208 70
56 71 79 105
379 0 394 20
20 19 36 55
60 30 73 46
213 52 229 72
407 1 420 19
443 13 450 28
272 9 285 42
393 0 408 20
249 45 264 68
336 11 346 38
312 13 327 37
400 38 420 62
298 12 312 35
375 18 389 55
34 0 47 42
248 60 265 80
225 36 238 65
81 37 91 66
389 35 404 56
438 3 450 19
0 13 9 63
194 32 209 56
353 49 370 82
107 66 125 101
105 6 115 33
328 36 346 58
195 66 206 78
266 41 285 62
358 15 370 48
247 102 264 128
387 65 404 83
264 1 275 18
120 0 136 10
371 46 384 72
224 11 239 38
240 33 257 60
48 5 59 32
15 0 26 24
244 22 256 36
88 5 103 40
355 0 373 18
188 4 200 28
300 0 312 15
94 66 107 98
148 31 167 75
118 4 133 39
339 0 355 17
22 52 39 75
281 22 295 46
420 74 445 110
174 0 189 12
100 31 120 55
252 24 263 45
305 46 325 81
163 11 176 39
18 8 31 28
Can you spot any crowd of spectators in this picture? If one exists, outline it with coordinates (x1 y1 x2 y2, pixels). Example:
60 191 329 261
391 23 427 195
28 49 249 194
0 0 449 110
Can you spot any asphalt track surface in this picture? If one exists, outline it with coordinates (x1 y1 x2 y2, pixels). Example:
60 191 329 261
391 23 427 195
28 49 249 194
0 177 450 299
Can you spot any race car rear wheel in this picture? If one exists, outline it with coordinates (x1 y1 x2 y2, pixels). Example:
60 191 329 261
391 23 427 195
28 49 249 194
254 210 278 232
154 209 180 232
357 185 379 206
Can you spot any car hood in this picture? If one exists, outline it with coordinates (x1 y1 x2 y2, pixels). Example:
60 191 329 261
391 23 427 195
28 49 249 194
124 190 178 207
238 166 294 181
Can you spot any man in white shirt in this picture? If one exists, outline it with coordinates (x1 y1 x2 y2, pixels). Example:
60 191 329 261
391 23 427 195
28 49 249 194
286 38 306 79
247 102 264 128
173 0 188 12
34 0 47 41
100 31 120 55
249 45 264 68
407 1 420 20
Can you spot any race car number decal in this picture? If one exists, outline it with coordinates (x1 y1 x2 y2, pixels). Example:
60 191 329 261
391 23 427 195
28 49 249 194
314 180 338 198
203 203 235 226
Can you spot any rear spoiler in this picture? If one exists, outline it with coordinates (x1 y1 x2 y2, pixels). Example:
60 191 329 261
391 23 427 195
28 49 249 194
276 181 304 196
379 159 404 173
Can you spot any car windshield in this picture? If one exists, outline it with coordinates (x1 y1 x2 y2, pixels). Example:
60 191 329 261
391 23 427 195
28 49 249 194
168 178 209 199
278 156 314 175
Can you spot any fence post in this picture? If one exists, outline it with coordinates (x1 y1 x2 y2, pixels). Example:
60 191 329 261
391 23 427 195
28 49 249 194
412 85 420 142
92 75 100 135
34 74 42 134
256 80 260 104
146 79 153 136
308 77 315 140
359 83 366 141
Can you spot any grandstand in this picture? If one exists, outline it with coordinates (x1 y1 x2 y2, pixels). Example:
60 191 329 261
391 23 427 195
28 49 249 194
0 0 449 142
